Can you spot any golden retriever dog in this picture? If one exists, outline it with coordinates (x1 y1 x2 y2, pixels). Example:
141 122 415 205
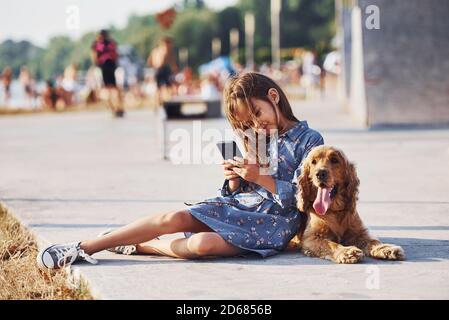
289 145 405 264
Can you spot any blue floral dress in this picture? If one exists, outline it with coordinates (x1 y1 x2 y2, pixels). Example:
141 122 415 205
184 121 324 258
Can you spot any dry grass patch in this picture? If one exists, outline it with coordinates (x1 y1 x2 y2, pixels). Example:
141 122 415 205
0 203 93 300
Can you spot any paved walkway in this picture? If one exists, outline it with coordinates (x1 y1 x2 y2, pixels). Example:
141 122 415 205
1 95 448 299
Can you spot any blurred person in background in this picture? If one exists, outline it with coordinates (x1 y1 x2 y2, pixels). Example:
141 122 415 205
175 66 196 96
300 51 322 99
91 29 124 117
19 66 37 107
41 80 59 110
142 71 159 110
83 66 103 104
1 66 13 104
147 37 178 105
61 63 79 106
200 72 221 100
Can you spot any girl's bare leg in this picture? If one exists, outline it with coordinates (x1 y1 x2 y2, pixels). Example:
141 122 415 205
106 87 114 111
111 87 123 111
136 232 246 259
79 210 212 255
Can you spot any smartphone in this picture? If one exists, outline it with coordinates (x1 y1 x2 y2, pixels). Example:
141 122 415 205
216 140 243 160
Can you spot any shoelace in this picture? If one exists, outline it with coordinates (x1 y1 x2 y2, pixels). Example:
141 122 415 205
78 250 98 265
114 245 136 255
56 245 98 268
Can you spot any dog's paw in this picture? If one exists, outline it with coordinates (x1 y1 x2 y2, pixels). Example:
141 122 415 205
301 247 317 257
335 246 364 264
302 249 314 257
370 244 405 260
287 237 301 249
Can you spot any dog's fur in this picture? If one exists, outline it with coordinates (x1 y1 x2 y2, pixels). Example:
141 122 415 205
289 145 405 263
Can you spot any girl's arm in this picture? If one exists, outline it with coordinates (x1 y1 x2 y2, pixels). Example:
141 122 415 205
221 160 242 195
254 175 276 194
228 178 241 193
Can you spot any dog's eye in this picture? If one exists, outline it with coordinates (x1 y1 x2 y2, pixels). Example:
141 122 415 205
330 157 339 164
311 160 316 165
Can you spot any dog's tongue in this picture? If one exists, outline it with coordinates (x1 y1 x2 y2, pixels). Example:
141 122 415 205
313 187 332 215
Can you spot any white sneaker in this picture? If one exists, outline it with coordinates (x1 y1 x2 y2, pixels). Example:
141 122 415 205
37 242 98 270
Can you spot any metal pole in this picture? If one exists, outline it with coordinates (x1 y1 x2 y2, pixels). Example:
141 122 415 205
245 12 255 70
271 0 281 70
179 47 189 68
230 28 239 63
212 37 221 59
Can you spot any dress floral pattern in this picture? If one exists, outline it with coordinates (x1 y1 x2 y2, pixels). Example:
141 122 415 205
184 121 324 258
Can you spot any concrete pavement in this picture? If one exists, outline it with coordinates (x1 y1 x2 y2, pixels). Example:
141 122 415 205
1 96 448 299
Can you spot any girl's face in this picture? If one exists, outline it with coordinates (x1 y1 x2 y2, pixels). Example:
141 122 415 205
235 89 281 135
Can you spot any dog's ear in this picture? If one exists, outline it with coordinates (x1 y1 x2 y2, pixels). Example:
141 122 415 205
297 160 313 213
344 160 360 214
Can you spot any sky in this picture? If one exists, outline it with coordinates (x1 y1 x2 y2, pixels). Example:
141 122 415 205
0 0 238 47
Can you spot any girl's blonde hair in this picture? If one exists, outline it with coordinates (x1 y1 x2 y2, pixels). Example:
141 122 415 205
223 72 299 155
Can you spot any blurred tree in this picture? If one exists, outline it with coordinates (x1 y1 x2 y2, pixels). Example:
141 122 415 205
39 36 75 79
168 8 218 70
217 7 243 57
69 32 96 72
0 40 42 78
237 0 335 63
0 0 335 79
238 0 271 63
282 0 335 52
118 14 160 61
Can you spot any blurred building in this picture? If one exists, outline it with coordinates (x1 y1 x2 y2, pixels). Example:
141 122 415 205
336 0 449 128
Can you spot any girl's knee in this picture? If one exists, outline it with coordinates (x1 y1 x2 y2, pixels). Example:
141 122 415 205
187 232 220 256
157 210 192 230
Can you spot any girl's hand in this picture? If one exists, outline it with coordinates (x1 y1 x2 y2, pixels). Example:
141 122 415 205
221 159 240 181
228 156 261 184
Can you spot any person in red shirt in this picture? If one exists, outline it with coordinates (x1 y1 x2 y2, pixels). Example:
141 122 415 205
91 30 124 117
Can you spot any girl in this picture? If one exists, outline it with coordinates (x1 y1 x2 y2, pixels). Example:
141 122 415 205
37 72 324 269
